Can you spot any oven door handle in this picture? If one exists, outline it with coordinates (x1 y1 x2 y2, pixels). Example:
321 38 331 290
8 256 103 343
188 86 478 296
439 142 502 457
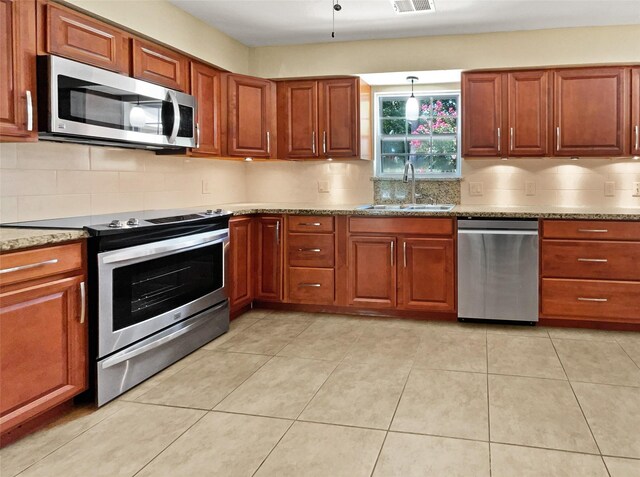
100 301 226 369
102 229 228 265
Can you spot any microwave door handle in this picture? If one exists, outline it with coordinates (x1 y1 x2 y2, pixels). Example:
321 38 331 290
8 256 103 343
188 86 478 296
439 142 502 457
167 90 180 144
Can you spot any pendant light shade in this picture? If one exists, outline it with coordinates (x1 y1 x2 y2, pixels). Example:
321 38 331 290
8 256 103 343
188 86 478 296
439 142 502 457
406 76 419 121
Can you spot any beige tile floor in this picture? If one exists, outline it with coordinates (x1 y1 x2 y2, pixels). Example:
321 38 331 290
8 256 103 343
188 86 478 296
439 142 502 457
2 309 640 477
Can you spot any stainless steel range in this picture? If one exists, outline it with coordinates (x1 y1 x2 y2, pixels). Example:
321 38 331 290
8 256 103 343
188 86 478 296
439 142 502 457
6 208 232 405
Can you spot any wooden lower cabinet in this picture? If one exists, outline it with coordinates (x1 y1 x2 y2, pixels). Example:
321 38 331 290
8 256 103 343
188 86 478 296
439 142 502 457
228 217 253 314
347 236 396 309
255 216 283 301
288 268 334 305
0 244 87 437
398 238 455 312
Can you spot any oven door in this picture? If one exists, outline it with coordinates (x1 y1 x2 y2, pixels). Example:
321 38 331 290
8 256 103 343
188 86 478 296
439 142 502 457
97 229 228 358
40 55 196 148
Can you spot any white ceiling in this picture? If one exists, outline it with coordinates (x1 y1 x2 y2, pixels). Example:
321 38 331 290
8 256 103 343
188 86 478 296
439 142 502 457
169 0 640 47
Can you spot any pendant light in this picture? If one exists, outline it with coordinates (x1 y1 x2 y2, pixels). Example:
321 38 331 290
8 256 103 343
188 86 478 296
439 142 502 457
406 76 419 121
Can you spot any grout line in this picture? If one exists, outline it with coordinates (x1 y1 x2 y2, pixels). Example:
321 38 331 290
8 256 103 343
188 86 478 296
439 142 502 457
613 339 640 372
549 338 604 457
250 419 297 476
601 455 613 477
486 331 492 477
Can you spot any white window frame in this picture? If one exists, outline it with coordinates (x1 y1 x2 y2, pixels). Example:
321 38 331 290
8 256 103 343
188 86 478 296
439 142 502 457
374 91 462 179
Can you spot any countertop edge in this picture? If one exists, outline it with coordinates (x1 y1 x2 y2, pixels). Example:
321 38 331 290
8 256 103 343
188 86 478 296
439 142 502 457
0 229 90 253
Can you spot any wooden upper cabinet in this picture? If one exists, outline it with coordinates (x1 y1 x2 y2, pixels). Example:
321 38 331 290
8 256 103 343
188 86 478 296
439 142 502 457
347 236 396 308
227 74 276 158
462 72 502 157
190 61 221 155
228 216 253 313
318 78 360 158
507 71 550 156
277 80 319 159
398 238 455 312
1 0 37 141
255 216 283 301
554 67 628 156
132 38 188 91
632 67 640 156
45 3 130 74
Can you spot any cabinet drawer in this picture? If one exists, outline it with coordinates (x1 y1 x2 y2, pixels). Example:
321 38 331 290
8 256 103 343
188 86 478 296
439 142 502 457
288 234 334 268
288 215 334 233
288 268 334 305
47 4 130 74
542 220 640 241
0 243 83 286
132 38 189 91
541 278 640 322
542 241 640 280
349 217 454 236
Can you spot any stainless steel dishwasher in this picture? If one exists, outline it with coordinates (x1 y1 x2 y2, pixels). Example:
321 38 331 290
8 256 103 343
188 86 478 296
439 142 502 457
458 219 539 323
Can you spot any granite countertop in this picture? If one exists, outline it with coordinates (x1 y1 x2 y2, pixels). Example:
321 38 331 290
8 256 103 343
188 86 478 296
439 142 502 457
0 228 89 253
221 202 640 221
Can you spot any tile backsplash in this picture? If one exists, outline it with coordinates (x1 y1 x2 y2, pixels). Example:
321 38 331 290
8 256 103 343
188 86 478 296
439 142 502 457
1 142 639 223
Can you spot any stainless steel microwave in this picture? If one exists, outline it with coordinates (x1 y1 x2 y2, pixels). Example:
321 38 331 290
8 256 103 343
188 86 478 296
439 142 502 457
37 55 197 150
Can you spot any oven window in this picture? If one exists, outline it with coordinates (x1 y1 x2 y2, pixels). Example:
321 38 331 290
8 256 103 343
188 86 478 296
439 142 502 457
111 243 223 331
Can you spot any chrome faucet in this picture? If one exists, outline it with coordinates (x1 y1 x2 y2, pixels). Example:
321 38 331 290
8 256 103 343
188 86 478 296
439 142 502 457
402 161 418 205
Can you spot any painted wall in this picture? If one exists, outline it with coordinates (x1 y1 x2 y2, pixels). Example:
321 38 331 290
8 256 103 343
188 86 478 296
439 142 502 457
63 0 251 74
250 25 640 78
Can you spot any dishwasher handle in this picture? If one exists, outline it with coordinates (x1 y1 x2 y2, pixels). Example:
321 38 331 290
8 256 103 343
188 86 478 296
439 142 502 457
458 229 538 236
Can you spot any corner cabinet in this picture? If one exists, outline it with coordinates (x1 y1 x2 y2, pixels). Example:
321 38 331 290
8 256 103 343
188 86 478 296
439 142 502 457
631 67 640 156
0 242 87 440
1 0 37 141
554 67 627 156
277 77 371 160
228 216 254 315
255 216 283 302
225 74 277 158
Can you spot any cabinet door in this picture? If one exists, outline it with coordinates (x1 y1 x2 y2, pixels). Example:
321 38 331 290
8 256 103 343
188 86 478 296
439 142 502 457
632 67 640 156
554 67 628 156
1 0 37 141
132 38 189 91
227 74 276 158
277 80 318 159
347 236 396 308
0 276 87 433
46 3 129 74
398 238 455 312
507 71 549 156
462 72 503 157
228 217 253 313
318 78 359 158
190 62 221 155
255 216 283 301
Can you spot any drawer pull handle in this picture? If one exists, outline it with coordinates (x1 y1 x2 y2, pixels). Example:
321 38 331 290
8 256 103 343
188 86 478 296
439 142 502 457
298 248 321 253
577 297 608 303
299 222 322 226
0 258 59 275
577 258 608 263
299 283 321 287
577 229 608 233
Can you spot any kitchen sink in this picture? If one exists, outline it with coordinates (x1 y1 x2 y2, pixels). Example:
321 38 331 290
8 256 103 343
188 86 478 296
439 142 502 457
357 204 456 212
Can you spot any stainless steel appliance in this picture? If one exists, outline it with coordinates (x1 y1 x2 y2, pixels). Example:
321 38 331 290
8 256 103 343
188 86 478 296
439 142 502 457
5 208 231 405
38 55 197 150
458 219 539 323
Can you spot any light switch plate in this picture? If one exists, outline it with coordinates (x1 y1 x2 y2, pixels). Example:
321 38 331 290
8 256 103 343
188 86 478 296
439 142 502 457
525 181 536 196
202 179 212 194
604 181 615 197
633 182 640 197
469 182 483 197
318 180 330 193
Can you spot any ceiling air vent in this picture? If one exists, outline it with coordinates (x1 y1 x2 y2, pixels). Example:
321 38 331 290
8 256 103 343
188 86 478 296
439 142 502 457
390 0 435 14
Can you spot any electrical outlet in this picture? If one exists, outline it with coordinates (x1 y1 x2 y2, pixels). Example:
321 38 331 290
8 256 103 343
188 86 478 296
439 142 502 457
633 182 640 197
525 181 536 196
202 179 211 194
469 182 483 197
318 180 330 193
604 181 615 197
